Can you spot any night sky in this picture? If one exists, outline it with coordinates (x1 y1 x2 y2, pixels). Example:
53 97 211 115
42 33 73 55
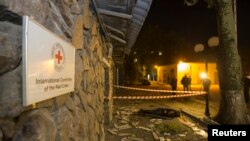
145 0 217 44
133 0 250 72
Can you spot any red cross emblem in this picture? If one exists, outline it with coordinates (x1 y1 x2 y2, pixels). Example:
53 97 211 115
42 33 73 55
55 50 63 64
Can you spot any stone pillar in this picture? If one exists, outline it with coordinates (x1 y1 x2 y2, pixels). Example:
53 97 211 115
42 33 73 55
103 62 114 125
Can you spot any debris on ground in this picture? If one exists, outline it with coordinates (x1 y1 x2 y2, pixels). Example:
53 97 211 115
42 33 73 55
106 105 207 141
179 116 208 138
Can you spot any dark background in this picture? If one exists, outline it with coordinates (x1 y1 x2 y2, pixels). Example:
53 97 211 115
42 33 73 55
131 0 250 73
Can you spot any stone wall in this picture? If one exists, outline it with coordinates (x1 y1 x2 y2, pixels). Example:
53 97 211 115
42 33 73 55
0 0 113 140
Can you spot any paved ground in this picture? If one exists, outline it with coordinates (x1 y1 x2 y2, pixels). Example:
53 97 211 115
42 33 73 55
113 81 220 118
105 82 217 141
105 81 250 141
105 99 208 141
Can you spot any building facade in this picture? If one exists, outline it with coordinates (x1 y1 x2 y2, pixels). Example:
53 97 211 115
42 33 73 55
157 62 218 85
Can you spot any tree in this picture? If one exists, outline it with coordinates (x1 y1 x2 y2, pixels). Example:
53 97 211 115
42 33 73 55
214 0 249 124
185 0 249 124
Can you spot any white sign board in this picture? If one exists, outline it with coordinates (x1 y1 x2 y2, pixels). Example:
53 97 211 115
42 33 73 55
22 16 75 106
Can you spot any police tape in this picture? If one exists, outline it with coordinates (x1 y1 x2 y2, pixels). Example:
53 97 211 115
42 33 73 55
112 93 205 99
111 85 207 99
113 85 206 94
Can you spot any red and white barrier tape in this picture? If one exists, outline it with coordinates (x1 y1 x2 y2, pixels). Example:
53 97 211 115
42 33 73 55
110 85 207 100
113 85 206 94
112 93 205 99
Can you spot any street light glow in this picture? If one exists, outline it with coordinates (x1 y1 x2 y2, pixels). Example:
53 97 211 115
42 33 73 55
194 43 204 52
178 61 189 72
208 36 219 47
200 72 207 79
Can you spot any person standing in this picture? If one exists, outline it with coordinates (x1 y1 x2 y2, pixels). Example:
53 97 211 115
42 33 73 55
170 77 177 94
187 75 192 91
181 75 188 91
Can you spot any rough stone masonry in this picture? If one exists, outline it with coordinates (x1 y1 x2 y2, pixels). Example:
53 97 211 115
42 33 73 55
0 0 113 140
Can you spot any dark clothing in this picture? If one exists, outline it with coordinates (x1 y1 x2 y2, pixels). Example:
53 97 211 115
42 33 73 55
181 75 189 91
187 76 192 91
170 78 177 94
138 108 180 118
243 77 250 103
